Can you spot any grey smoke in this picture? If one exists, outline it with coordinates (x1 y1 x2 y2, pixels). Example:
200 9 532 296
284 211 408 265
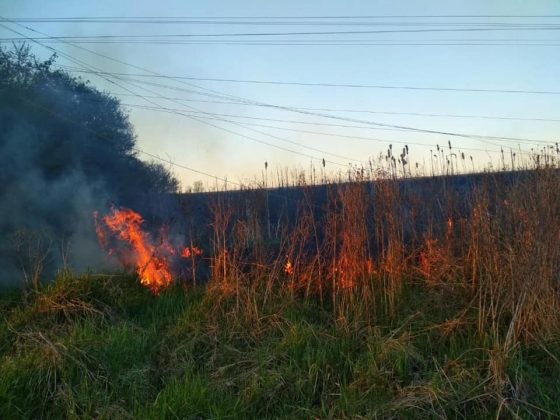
0 121 116 286
0 45 178 287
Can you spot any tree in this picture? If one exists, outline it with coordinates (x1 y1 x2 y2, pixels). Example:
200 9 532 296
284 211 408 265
0 44 179 286
192 181 205 193
0 44 178 197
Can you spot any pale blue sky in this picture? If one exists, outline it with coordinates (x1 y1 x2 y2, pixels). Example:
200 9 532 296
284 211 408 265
2 1 560 188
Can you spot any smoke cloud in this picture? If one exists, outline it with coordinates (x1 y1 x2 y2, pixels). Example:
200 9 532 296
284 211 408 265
0 45 178 287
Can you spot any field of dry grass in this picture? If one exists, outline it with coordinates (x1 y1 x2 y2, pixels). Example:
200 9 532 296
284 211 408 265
1 154 560 418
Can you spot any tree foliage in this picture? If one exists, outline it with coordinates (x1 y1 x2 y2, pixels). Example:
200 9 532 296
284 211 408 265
0 44 179 285
0 44 179 200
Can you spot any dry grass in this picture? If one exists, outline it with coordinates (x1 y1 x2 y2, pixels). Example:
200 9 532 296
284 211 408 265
198 157 559 349
2 149 559 418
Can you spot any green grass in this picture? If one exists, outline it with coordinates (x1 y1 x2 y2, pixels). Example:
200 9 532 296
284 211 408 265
1 273 559 419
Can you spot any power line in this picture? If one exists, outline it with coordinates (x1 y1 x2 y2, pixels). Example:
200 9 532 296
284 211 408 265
48 59 556 150
61 70 553 147
7 15 560 21
54 67 560 96
53 66 557 149
30 38 560 42
122 103 555 146
124 102 526 154
2 27 560 40
71 90 560 124
0 19 360 168
15 93 241 187
0 28 263 187
5 39 560 47
11 64 552 194
3 22 560 29
1 19 552 184
4 18 548 154
120 102 555 153
105 73 360 167
0 25 240 185
39 65 552 146
8 64 525 156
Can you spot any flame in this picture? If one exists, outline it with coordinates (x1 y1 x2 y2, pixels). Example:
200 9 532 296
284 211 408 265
283 259 294 275
95 207 176 294
181 246 202 258
366 258 376 275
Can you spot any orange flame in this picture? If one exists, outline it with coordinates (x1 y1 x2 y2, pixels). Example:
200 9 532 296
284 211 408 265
283 259 294 275
181 246 202 258
95 207 175 294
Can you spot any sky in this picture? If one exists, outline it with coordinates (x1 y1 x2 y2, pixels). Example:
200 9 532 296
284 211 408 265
1 0 560 189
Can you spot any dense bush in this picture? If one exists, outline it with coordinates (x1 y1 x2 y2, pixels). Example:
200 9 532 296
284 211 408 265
0 45 178 286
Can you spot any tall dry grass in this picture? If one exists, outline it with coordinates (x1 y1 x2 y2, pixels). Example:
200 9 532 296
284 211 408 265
191 148 559 351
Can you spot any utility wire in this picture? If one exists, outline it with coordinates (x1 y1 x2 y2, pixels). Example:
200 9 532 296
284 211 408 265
0 18 552 182
3 22 560 34
69 90 560 124
0 19 359 168
37 65 557 148
2 27 560 37
104 71 360 167
7 15 560 22
124 103 526 154
122 103 554 149
2 18 547 156
5 40 559 47
54 67 560 96
65 71 553 148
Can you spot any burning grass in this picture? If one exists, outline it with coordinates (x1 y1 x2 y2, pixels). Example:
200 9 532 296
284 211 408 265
1 162 560 417
94 207 201 295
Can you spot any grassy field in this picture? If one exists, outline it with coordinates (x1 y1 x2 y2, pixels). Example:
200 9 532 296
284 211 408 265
2 166 560 418
1 270 559 419
2 45 559 419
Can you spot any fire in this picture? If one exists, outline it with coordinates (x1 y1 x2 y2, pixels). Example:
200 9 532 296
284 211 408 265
366 258 376 275
283 259 294 275
181 246 202 258
94 207 196 294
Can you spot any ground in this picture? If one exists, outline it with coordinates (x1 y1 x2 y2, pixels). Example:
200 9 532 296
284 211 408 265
1 272 559 419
